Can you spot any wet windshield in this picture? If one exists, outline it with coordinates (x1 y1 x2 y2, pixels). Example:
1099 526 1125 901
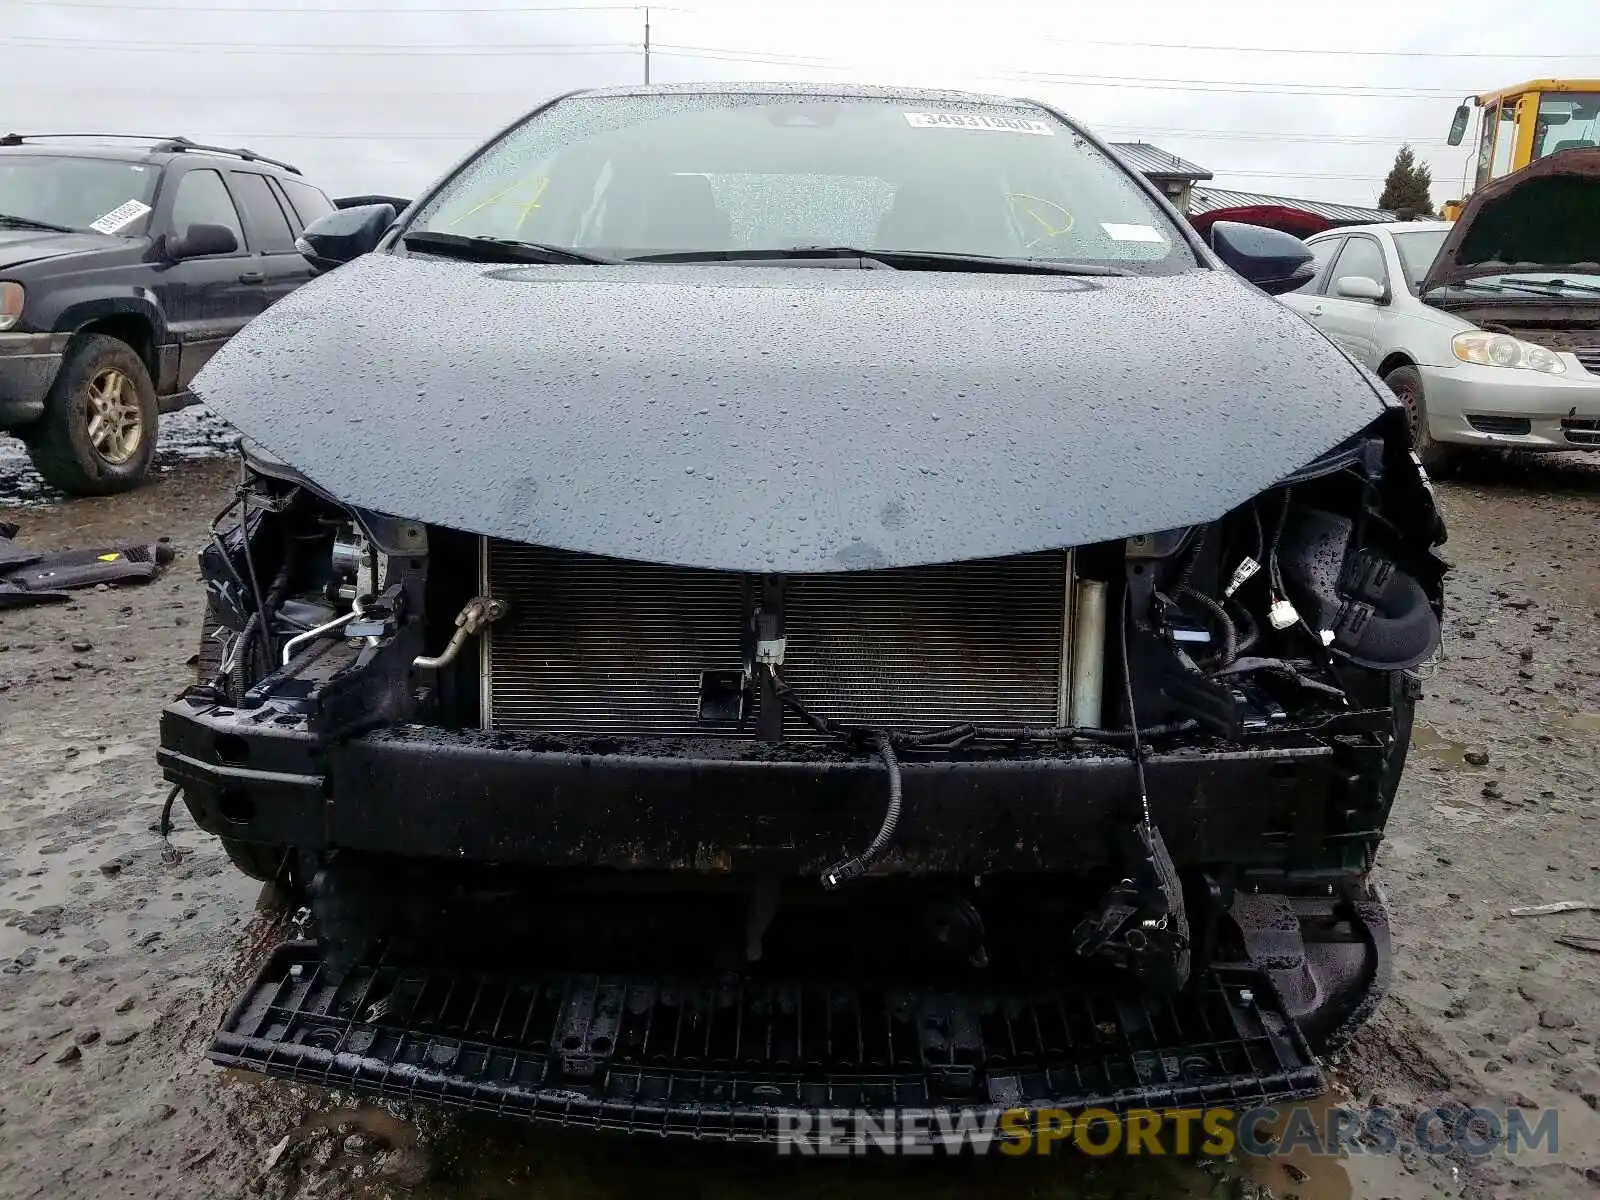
1391 229 1450 293
410 93 1194 273
1534 92 1600 159
0 155 160 234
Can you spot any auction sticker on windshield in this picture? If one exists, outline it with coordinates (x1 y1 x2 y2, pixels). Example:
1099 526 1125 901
89 199 152 235
903 112 1054 135
1101 223 1166 243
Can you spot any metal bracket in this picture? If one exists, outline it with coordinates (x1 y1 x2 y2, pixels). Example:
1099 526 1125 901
1072 821 1191 994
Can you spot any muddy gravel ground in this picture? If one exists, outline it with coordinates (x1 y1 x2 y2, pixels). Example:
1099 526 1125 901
2 432 1599 1200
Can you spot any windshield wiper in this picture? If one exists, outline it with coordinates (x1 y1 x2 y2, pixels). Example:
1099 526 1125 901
1491 277 1600 297
0 212 75 233
401 230 615 265
626 246 1129 276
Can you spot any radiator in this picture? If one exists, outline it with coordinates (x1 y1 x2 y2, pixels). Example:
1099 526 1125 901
481 540 1073 738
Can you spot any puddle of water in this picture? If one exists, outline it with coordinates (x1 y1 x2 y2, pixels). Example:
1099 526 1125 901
0 408 235 507
275 1101 421 1148
1558 711 1600 736
1409 722 1471 767
1236 1093 1362 1200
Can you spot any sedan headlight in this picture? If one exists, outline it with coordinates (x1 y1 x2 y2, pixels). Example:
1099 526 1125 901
1451 331 1566 374
0 282 22 332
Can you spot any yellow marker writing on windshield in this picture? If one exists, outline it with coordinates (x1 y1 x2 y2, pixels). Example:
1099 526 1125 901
1008 193 1075 243
448 176 549 227
513 176 550 219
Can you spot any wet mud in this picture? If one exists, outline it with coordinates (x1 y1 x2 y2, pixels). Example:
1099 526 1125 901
2 446 1598 1199
0 408 236 508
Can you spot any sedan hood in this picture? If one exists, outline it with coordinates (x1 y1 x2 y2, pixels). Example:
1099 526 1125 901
193 253 1387 573
1189 205 1334 240
1422 147 1600 293
0 228 119 270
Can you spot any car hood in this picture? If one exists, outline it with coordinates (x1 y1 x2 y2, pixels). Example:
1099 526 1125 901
1190 205 1334 240
1422 146 1600 293
192 253 1387 573
0 228 119 270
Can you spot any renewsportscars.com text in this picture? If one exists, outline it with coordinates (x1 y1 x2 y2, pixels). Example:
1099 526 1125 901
775 1105 1561 1157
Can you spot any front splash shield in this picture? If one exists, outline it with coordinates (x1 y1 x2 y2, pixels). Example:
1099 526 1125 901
211 939 1325 1141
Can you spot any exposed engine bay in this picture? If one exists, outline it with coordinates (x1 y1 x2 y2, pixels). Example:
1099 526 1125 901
156 410 1445 1136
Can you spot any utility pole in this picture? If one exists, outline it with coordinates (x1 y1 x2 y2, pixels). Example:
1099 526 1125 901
643 5 651 84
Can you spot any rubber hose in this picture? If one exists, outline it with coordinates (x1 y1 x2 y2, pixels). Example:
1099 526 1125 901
1230 599 1260 657
819 733 902 889
1178 585 1237 667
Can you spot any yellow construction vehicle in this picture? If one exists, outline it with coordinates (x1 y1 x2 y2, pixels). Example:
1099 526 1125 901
1440 79 1600 218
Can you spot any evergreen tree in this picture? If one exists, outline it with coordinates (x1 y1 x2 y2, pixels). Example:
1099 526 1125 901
1379 145 1434 216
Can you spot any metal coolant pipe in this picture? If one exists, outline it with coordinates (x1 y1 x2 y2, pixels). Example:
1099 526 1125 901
1069 580 1108 727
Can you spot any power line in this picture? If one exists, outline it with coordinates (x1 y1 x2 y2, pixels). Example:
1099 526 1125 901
650 41 837 64
3 33 833 67
4 86 1479 152
12 0 677 9
155 127 1456 150
2 33 642 54
0 126 1407 180
1101 126 1451 145
651 47 847 68
1211 169 1391 181
5 31 1480 99
1042 34 1600 60
12 0 1593 62
1000 69 1465 99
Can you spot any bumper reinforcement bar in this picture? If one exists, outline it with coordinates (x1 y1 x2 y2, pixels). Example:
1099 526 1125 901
211 940 1324 1140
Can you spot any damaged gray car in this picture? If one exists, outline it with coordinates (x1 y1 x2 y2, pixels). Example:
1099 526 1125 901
158 83 1446 1139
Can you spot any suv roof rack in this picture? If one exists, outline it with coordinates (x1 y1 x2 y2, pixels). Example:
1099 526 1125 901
149 136 302 175
0 132 302 175
1 132 176 146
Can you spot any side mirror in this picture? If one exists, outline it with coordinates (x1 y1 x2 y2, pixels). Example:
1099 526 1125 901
165 223 238 261
1335 275 1387 303
1208 221 1315 296
295 203 396 272
1448 103 1471 147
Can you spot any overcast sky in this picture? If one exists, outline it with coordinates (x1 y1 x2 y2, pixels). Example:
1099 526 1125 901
3 0 1597 207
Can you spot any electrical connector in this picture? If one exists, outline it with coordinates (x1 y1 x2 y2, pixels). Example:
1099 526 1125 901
754 610 786 665
1267 598 1300 631
1224 556 1261 598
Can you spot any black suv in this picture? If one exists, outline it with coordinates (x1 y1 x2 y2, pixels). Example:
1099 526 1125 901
0 134 336 494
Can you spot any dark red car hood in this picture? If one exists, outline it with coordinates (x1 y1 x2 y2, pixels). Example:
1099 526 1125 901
1189 206 1334 240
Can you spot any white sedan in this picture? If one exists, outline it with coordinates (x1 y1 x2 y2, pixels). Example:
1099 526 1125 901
1279 220 1600 472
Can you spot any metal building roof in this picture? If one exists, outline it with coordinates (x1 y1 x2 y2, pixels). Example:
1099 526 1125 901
1108 142 1213 181
1190 186 1398 226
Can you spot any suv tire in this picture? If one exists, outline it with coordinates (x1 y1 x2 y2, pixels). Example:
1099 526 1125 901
1384 364 1457 477
24 333 158 495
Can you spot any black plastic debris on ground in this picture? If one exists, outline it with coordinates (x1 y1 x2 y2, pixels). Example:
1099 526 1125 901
0 525 175 609
211 940 1324 1140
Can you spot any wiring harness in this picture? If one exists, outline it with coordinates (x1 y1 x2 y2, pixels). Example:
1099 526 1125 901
766 663 1195 889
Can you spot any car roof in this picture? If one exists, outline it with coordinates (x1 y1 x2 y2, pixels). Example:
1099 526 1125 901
570 81 1040 108
1310 220 1452 239
0 144 155 165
